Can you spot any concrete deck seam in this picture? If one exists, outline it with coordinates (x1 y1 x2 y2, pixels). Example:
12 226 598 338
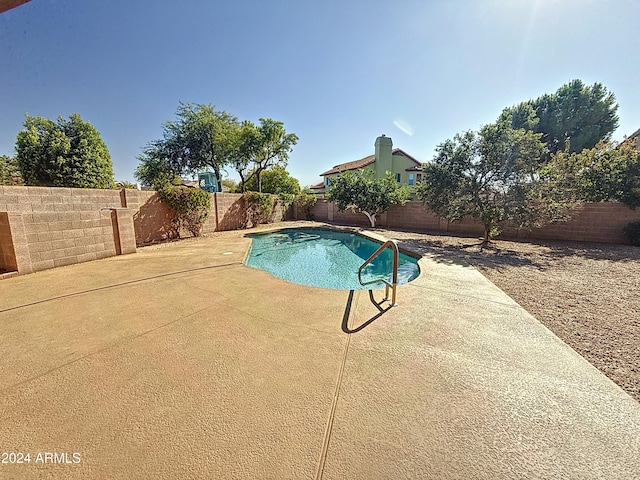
404 282 527 310
314 333 351 480
1 305 212 395
314 291 360 479
0 262 241 314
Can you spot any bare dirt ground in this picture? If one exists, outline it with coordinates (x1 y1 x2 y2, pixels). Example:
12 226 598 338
376 228 640 403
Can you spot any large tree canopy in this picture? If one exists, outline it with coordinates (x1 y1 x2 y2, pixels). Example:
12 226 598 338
232 118 298 192
15 113 115 188
136 103 298 193
500 79 619 156
327 169 410 227
416 121 573 242
549 141 640 209
136 103 237 192
134 149 180 190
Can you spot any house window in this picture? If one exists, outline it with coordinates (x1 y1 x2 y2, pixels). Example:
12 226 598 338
396 173 401 183
416 173 422 182
325 177 331 187
408 173 415 186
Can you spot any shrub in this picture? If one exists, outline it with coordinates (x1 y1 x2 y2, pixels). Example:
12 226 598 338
159 186 211 237
623 221 640 246
275 193 295 221
244 192 274 225
294 192 317 220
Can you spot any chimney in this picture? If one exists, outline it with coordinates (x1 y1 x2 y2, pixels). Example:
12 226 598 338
374 134 393 177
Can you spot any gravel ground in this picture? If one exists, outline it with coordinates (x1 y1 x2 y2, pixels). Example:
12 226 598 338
374 228 640 404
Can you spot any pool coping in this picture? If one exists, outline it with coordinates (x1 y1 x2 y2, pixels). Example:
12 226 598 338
242 223 424 259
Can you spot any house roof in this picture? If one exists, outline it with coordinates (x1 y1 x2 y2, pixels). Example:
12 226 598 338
626 128 640 141
0 0 30 14
309 181 325 190
319 154 376 176
319 148 422 176
622 128 640 149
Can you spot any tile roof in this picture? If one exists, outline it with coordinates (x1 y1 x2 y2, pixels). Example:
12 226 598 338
622 128 640 149
309 181 325 190
319 148 422 176
319 154 376 176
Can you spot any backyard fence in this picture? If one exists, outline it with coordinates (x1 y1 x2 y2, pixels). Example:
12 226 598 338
293 199 640 244
0 187 291 276
2 185 639 277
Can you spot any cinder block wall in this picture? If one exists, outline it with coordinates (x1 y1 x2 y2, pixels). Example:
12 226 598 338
0 187 294 275
211 193 246 232
125 190 177 246
0 212 17 272
0 186 135 274
302 200 640 244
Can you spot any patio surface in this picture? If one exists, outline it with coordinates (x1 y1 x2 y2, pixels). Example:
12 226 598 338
1 222 639 479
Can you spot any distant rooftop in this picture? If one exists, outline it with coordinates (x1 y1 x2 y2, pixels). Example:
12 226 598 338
0 0 31 14
319 148 421 176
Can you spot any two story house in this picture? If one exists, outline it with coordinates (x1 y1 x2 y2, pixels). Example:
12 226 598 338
311 135 423 196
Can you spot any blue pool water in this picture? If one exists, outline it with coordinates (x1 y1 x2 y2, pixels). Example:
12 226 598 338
245 229 420 290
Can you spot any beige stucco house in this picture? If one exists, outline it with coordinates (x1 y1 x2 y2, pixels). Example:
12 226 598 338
311 135 423 196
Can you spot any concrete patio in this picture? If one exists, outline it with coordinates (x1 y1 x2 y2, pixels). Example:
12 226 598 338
1 223 639 479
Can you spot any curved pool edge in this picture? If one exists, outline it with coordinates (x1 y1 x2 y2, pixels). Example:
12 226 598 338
242 224 424 289
243 224 423 259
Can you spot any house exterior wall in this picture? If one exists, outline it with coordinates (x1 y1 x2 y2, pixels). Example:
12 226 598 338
391 153 421 185
318 136 422 194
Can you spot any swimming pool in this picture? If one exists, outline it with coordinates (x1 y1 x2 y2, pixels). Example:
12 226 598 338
245 229 420 290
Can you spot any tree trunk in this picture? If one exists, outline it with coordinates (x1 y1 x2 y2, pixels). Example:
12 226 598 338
483 223 491 243
239 173 246 193
363 212 377 228
213 164 222 193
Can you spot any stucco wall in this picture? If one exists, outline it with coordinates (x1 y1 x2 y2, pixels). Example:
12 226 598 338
390 153 420 185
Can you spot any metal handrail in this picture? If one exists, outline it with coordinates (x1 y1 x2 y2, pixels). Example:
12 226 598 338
357 239 399 306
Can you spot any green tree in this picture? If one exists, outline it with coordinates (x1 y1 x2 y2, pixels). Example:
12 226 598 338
15 113 115 188
500 79 619 156
138 103 238 192
550 141 640 209
417 121 572 242
134 149 179 190
229 120 260 192
0 155 23 185
232 118 298 192
327 169 410 227
244 165 300 195
221 178 238 192
116 180 137 189
294 191 317 220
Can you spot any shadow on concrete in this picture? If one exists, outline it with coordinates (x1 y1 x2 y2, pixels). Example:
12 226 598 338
341 289 393 334
397 235 640 273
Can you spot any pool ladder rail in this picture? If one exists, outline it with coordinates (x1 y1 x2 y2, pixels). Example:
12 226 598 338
357 239 399 307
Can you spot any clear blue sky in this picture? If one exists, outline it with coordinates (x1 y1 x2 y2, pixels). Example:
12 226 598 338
1 0 639 187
